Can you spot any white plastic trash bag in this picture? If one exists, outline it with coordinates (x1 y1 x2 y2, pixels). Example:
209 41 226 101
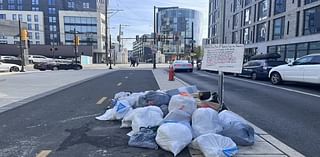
178 86 199 94
114 100 132 120
191 133 238 157
156 123 193 156
120 109 134 128
163 109 191 127
114 92 131 99
128 106 163 135
95 108 116 121
119 92 145 107
219 110 248 125
192 108 223 137
168 95 196 115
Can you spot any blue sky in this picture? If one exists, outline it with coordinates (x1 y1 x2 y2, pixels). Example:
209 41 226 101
109 0 209 49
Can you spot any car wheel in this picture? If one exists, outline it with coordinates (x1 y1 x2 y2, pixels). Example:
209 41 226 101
10 66 19 72
75 66 81 70
189 69 193 72
52 67 58 71
270 72 282 85
251 72 257 80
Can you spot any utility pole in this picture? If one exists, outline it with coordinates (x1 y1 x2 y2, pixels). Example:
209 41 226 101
153 6 157 69
118 24 121 66
105 0 111 69
109 34 112 69
73 28 78 64
18 19 25 72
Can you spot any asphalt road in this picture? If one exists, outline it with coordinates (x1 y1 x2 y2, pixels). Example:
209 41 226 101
0 70 190 157
175 70 320 157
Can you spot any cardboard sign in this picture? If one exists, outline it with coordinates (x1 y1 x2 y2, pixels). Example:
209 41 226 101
202 44 244 73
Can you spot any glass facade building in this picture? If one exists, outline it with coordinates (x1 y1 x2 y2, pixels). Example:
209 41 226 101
157 8 201 60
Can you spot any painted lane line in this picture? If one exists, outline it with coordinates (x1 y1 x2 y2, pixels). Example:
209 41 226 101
117 82 122 86
96 97 108 105
60 113 101 123
124 76 129 79
36 150 52 157
196 71 320 99
225 75 320 99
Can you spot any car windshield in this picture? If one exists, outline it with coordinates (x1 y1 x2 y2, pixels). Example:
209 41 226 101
175 60 189 63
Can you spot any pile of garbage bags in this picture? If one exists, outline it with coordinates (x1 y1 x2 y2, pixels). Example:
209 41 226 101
96 86 255 157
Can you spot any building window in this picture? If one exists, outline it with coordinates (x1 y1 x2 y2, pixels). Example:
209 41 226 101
257 22 267 42
18 14 22 20
245 0 252 6
305 0 319 4
303 6 320 35
34 15 39 22
296 43 308 58
36 41 40 45
83 2 90 8
232 31 240 43
32 7 39 11
8 5 15 10
258 0 268 21
243 27 251 44
28 24 32 30
68 1 75 8
27 15 32 22
234 0 242 12
35 32 40 40
35 24 39 31
48 8 56 14
48 0 55 5
49 16 56 23
285 44 296 63
273 17 285 40
17 5 22 10
28 32 33 39
274 0 286 15
0 0 3 3
12 14 17 21
244 7 251 25
32 0 39 5
8 0 14 4
17 0 22 4
233 13 240 29
308 41 320 54
49 25 57 32
0 14 5 20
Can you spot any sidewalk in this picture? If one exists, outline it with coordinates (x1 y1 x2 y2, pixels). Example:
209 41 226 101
152 68 305 157
0 69 112 113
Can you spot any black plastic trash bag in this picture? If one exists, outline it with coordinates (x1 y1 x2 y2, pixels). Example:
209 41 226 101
219 122 255 146
128 127 159 149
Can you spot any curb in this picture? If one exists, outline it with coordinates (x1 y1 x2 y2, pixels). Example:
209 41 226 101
0 70 116 114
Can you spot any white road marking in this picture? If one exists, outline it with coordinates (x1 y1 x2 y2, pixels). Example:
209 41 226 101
117 82 122 86
124 76 129 79
96 97 108 105
36 150 52 157
60 113 101 123
196 71 320 98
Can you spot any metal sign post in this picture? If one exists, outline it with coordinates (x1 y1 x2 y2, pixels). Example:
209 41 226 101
218 71 224 106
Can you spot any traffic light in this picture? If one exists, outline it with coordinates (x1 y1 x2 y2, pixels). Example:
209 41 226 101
136 35 139 41
27 40 31 48
117 35 120 42
20 29 28 41
74 36 80 46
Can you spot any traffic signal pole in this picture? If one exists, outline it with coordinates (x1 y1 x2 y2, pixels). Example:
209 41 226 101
73 28 78 64
153 6 157 69
18 19 25 72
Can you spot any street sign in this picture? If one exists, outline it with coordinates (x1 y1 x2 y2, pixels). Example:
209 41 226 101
202 44 245 73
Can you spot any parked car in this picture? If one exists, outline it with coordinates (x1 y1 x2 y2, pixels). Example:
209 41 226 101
170 60 193 72
34 61 82 71
269 54 320 85
0 62 21 72
235 60 287 80
0 55 19 60
28 55 53 64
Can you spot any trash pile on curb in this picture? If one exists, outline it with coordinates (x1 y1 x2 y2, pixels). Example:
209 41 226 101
96 86 255 157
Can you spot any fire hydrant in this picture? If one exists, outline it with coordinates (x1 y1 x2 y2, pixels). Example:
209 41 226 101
169 66 175 81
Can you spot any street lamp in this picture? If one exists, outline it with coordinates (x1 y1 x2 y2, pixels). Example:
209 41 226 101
118 24 129 66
